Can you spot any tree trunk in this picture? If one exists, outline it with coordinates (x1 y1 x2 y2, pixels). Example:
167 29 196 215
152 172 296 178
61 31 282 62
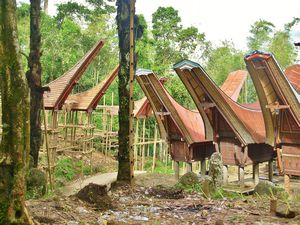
27 0 43 167
116 0 131 181
0 1 33 224
43 0 48 14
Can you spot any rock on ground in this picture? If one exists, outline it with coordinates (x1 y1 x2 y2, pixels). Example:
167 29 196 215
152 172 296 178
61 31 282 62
179 172 199 187
208 152 223 189
75 183 112 210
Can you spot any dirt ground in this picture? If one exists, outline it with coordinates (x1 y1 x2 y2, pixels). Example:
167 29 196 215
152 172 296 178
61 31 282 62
27 154 300 225
27 175 300 225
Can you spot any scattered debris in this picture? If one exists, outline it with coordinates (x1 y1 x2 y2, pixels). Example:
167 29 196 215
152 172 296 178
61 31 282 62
147 185 184 199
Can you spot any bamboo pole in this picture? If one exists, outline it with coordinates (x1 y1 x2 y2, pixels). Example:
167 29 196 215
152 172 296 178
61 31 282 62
141 118 146 171
151 124 158 172
42 101 53 190
134 119 139 170
147 123 151 157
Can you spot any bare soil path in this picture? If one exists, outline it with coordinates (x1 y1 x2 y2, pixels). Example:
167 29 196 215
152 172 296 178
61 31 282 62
62 171 147 196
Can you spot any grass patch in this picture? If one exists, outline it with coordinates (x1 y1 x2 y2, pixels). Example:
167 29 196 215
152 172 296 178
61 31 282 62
144 158 174 174
54 158 92 184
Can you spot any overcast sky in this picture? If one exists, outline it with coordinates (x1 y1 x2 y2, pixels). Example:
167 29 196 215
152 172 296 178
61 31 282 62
22 0 300 50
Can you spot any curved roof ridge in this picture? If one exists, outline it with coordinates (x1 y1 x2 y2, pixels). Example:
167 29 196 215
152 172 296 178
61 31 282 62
66 65 119 112
43 39 104 110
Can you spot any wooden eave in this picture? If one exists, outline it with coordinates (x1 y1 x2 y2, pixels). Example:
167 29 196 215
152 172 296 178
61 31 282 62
66 65 119 112
43 40 104 110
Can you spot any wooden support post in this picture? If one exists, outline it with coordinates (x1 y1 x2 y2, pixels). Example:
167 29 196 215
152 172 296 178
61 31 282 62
223 165 228 185
201 159 206 176
268 160 273 182
151 124 158 172
239 166 245 188
186 162 192 173
253 163 259 185
159 140 163 161
174 161 180 180
284 174 290 194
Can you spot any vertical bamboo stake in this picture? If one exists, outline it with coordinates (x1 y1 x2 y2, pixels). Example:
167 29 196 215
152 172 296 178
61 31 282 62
43 102 53 190
105 110 109 156
63 110 67 146
141 118 146 170
52 111 58 164
151 124 157 172
128 0 135 182
133 119 139 170
147 123 151 157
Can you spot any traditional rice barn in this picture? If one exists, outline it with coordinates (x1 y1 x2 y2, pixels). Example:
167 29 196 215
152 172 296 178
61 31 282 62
61 65 119 152
42 39 104 160
245 51 300 192
136 68 246 178
174 59 274 187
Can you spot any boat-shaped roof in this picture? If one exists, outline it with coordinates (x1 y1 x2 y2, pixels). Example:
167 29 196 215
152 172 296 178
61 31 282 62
43 40 104 110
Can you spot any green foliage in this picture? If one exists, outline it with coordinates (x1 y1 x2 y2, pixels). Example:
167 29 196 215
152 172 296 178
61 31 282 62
0 202 8 225
17 1 118 93
144 158 173 174
55 158 75 181
152 7 181 41
210 188 241 200
56 0 116 27
175 182 202 194
247 19 275 51
237 76 258 104
164 75 195 108
268 31 297 68
247 18 297 69
151 6 208 76
205 41 245 86
55 158 91 180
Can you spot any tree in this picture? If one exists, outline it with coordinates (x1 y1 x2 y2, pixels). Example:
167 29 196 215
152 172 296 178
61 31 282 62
247 19 275 51
26 0 44 167
56 0 115 27
116 0 142 182
206 41 245 85
151 6 208 75
43 0 48 14
268 30 297 68
0 0 33 224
